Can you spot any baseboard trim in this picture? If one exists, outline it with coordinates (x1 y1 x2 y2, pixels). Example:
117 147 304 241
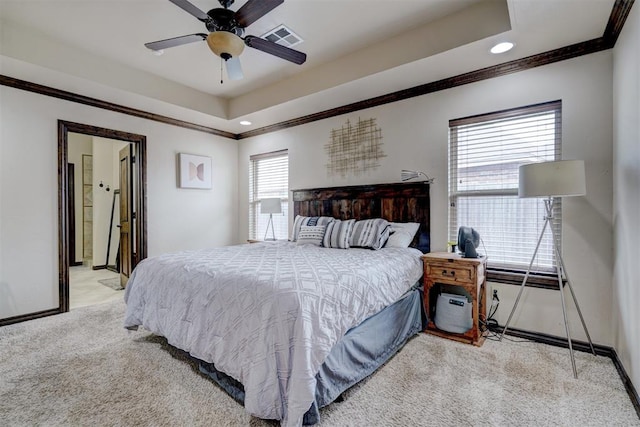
489 324 640 419
611 348 640 419
92 265 107 270
488 324 610 355
0 308 62 327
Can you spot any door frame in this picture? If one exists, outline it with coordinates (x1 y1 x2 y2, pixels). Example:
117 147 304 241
58 120 147 312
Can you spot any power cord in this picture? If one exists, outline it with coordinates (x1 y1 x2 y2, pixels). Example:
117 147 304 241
485 327 533 343
476 237 530 342
479 236 489 259
487 289 499 325
481 289 531 343
470 237 534 344
479 289 499 333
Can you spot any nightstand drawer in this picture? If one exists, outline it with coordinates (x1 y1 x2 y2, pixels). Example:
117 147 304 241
424 263 473 283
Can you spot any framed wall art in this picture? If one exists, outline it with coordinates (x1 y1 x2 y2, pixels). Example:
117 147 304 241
325 117 385 178
178 153 212 189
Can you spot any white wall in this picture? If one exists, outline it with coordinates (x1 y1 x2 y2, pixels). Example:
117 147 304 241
0 69 239 320
238 51 615 346
613 2 640 395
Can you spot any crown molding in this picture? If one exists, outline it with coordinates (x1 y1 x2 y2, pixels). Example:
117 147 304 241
0 1 634 141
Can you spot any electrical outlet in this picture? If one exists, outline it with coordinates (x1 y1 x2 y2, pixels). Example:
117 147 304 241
490 289 499 308
484 284 500 328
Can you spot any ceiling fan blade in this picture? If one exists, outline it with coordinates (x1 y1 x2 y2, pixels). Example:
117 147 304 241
169 0 210 22
226 57 244 80
235 0 284 28
245 36 306 65
145 33 207 51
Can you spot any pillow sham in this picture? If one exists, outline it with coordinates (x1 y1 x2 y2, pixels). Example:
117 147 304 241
385 230 414 248
291 215 335 241
349 218 391 250
322 219 355 249
296 225 327 246
385 222 421 248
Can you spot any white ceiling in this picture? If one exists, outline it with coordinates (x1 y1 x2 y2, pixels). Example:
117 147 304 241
0 0 615 134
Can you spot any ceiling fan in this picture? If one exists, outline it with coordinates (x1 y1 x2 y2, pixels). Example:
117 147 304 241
145 0 307 81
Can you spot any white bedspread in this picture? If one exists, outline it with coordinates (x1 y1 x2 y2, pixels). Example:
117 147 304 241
123 241 422 426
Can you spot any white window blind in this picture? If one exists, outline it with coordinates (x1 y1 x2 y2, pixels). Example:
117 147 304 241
448 101 562 273
249 150 288 240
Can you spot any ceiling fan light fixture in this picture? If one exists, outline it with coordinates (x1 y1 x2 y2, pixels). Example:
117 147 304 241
207 31 245 58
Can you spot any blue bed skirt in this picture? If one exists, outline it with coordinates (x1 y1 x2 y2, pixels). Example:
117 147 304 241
198 287 425 425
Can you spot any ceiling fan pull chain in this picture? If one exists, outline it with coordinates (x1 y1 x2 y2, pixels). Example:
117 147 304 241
220 57 224 84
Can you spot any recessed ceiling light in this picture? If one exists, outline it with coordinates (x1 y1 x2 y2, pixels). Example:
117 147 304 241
490 42 514 54
151 49 164 56
240 120 252 126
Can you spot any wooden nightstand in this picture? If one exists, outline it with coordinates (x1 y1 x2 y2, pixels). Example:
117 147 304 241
421 252 488 346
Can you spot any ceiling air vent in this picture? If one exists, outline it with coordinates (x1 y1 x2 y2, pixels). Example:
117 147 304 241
261 25 303 48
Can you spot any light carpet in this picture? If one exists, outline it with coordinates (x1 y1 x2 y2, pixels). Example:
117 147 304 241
0 300 637 426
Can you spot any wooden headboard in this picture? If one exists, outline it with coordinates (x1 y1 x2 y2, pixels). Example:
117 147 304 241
292 182 430 253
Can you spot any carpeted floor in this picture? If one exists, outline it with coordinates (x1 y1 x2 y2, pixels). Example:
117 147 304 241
0 300 638 426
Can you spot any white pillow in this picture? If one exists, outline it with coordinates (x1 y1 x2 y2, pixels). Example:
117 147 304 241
385 222 420 248
296 225 327 246
385 230 414 248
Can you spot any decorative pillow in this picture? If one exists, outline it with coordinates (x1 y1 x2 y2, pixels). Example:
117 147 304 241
322 219 356 249
291 215 335 241
385 230 414 248
385 222 421 248
349 218 391 250
296 225 327 246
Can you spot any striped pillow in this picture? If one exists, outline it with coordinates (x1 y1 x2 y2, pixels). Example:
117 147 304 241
322 219 355 249
296 225 327 246
291 215 335 241
349 218 391 250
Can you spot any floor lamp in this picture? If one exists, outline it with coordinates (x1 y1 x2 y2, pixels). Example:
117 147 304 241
500 160 595 379
261 198 282 241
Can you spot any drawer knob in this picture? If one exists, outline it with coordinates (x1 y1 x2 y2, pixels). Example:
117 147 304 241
442 269 455 277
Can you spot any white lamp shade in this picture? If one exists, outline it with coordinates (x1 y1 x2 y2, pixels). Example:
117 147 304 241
519 160 586 198
260 198 282 214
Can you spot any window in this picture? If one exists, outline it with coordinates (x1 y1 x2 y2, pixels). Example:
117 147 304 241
249 150 288 240
448 101 562 284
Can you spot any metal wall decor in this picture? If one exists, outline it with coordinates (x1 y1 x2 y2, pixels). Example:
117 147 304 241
325 117 385 178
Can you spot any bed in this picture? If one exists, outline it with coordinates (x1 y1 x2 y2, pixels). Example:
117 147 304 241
123 182 430 426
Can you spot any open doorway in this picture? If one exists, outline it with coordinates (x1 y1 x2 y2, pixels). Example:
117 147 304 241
58 121 147 312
